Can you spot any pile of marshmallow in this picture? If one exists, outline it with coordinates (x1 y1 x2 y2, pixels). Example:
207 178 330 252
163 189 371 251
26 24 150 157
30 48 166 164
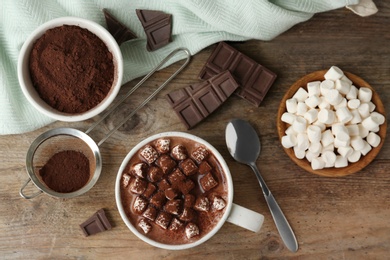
281 66 385 170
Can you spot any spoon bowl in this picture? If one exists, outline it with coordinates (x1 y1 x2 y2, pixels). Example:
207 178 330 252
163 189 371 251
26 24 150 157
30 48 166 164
226 119 298 252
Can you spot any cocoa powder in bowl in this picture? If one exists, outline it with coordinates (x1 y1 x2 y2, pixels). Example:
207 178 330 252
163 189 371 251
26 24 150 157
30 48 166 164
29 25 115 114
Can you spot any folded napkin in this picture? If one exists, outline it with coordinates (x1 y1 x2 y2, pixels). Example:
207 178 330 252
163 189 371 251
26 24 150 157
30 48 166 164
1 0 374 135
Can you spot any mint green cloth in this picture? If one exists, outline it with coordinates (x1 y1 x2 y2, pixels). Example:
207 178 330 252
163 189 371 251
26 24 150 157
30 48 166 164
0 0 358 135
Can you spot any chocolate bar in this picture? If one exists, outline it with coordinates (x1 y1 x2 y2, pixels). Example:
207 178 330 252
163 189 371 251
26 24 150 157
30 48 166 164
103 9 137 45
199 42 277 107
136 9 172 51
166 71 239 129
80 209 112 236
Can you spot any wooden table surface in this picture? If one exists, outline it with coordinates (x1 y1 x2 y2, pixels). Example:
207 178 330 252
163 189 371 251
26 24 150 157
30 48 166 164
1 3 390 259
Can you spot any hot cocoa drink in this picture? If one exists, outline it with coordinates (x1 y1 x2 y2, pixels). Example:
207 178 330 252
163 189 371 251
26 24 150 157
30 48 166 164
120 136 229 245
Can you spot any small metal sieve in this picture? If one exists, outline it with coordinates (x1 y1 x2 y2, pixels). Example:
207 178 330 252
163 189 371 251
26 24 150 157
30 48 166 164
20 48 191 199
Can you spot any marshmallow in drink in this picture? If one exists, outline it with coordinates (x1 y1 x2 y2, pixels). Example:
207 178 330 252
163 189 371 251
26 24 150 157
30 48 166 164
362 115 381 131
360 141 372 156
346 85 358 100
337 146 353 158
281 134 297 148
370 111 385 125
286 98 298 113
367 132 381 147
347 99 360 109
311 157 325 170
304 109 318 124
297 133 310 151
293 87 309 102
349 109 362 124
336 107 353 123
346 124 360 137
307 125 322 143
318 109 335 124
325 89 343 106
324 66 344 81
335 155 348 168
320 79 335 96
294 146 306 159
281 112 296 125
307 81 321 96
358 87 372 103
335 79 351 95
305 95 321 108
321 129 334 147
351 136 365 151
292 116 307 133
296 102 308 116
358 124 369 138
358 103 370 118
348 150 361 163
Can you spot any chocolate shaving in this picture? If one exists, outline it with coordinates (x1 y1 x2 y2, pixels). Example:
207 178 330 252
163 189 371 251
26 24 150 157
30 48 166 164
103 9 137 45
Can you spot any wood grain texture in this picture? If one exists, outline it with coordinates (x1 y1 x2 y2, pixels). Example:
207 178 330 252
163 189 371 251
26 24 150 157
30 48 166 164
1 3 390 259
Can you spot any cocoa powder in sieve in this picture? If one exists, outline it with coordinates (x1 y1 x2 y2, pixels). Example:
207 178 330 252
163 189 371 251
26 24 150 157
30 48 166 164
29 25 115 114
39 150 90 193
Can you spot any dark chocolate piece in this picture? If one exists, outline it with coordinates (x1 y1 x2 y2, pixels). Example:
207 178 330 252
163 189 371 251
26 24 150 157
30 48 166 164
103 9 137 45
80 209 112 237
166 70 239 129
136 9 172 51
199 42 277 107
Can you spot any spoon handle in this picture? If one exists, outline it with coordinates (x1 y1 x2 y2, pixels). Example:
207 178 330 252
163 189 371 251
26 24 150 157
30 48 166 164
249 163 298 252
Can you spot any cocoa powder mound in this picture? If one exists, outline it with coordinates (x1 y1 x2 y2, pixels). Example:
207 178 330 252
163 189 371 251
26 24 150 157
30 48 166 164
39 150 90 193
29 25 115 114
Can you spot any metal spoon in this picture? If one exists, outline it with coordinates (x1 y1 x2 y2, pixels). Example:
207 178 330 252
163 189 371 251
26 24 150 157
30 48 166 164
225 119 298 252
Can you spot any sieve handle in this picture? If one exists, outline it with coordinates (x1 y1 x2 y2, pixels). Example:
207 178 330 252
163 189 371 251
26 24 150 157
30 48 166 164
20 178 43 199
85 47 191 146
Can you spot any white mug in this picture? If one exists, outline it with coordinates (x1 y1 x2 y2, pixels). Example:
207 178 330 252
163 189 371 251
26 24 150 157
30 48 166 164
115 132 264 250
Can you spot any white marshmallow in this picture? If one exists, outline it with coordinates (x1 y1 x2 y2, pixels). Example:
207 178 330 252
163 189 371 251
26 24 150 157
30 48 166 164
335 155 348 168
358 124 369 138
292 116 307 133
337 146 353 158
336 107 353 123
335 79 351 95
322 151 336 167
367 101 376 112
318 96 331 110
340 75 353 85
322 143 335 153
294 146 306 159
324 66 344 81
349 109 362 124
304 109 318 124
351 136 365 151
321 129 335 147
347 99 360 110
318 109 335 124
362 115 381 131
286 98 298 113
358 103 370 119
333 98 347 110
325 89 343 106
370 111 385 125
307 81 321 96
367 132 381 147
348 150 361 163
360 141 372 156
297 133 310 151
358 87 372 103
313 121 326 132
281 112 296 125
331 123 348 136
285 125 296 135
346 124 360 137
370 125 380 133
311 157 325 170
307 125 322 143
320 79 335 96
346 85 358 100
306 151 319 163
335 131 350 147
309 141 322 154
296 102 308 116
293 88 309 102
281 134 297 148
305 95 321 108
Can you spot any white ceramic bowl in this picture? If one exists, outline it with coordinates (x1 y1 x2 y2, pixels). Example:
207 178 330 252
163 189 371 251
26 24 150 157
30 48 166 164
18 17 123 122
115 132 234 250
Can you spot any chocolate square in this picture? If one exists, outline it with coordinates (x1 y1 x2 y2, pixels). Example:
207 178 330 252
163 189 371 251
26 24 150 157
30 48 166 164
80 209 112 237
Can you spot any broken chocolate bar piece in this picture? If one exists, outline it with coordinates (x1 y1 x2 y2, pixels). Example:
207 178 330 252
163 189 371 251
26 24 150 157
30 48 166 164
103 9 137 45
199 42 277 107
80 209 112 237
166 70 239 129
136 9 172 51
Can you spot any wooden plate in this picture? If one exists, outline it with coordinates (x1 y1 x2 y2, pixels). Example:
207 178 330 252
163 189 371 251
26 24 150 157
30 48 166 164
276 70 387 177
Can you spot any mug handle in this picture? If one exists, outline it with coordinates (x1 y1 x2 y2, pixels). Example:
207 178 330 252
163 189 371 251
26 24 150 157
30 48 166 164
20 178 43 199
226 203 264 232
